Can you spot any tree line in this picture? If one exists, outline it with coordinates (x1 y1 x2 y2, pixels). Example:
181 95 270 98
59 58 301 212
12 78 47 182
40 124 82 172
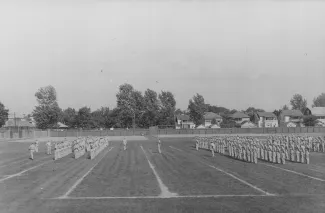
0 85 324 129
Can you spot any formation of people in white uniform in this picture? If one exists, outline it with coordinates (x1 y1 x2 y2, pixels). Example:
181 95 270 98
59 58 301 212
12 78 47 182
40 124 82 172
195 134 325 164
28 136 110 160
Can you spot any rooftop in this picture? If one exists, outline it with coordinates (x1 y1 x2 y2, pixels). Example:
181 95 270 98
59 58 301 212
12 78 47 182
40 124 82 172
204 112 222 120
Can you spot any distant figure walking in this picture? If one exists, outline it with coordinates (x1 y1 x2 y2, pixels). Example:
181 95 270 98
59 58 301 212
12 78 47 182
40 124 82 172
46 140 52 155
35 140 39 153
158 139 162 154
29 143 36 160
123 137 127 151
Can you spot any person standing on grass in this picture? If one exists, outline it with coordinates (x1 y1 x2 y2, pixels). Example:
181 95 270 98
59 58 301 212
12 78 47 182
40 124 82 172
210 141 215 157
158 138 162 154
35 140 39 153
122 137 127 151
195 139 199 151
305 146 310 164
46 140 52 155
29 143 35 160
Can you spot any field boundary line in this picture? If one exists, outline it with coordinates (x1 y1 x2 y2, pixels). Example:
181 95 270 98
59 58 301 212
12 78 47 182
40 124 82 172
260 163 325 182
169 146 274 196
50 194 272 200
59 146 114 199
0 161 51 182
140 145 178 198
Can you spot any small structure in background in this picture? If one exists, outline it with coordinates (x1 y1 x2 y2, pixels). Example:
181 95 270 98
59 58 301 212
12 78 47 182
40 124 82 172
52 122 68 131
279 110 304 127
254 112 278 128
230 112 250 124
241 120 257 128
4 117 35 130
196 124 205 129
203 112 222 127
175 114 195 129
209 124 220 129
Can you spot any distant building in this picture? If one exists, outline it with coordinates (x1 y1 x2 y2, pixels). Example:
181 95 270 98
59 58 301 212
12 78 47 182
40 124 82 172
230 112 250 124
304 107 325 127
175 114 195 129
53 122 69 129
279 110 304 127
254 112 278 128
203 112 222 127
210 124 220 129
4 118 35 130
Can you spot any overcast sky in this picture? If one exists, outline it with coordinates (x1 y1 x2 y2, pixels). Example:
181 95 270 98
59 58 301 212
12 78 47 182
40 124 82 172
0 0 324 117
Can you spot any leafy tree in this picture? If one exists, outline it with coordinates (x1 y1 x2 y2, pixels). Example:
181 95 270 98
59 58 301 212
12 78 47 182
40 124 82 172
211 118 217 125
244 107 265 122
0 102 9 127
282 105 289 110
75 107 92 129
33 85 62 129
175 108 188 115
273 109 281 117
312 93 325 107
188 93 207 126
116 84 146 128
142 89 160 127
35 85 57 106
206 104 230 114
33 104 62 129
290 94 307 113
91 107 110 129
220 115 237 128
303 115 318 127
158 91 176 126
62 107 77 128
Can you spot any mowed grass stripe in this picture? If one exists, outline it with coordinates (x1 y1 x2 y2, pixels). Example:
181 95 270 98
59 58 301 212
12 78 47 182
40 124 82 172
168 139 325 195
145 143 262 196
71 142 160 197
60 147 114 198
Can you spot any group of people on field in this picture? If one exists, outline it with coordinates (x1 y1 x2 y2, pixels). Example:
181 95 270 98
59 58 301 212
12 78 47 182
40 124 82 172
194 134 325 165
28 136 110 160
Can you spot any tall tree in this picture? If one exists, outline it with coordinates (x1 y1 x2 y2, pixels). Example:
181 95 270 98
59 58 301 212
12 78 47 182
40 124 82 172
0 102 9 127
158 91 176 126
91 107 110 129
206 104 230 114
33 85 62 129
188 93 207 126
142 89 159 127
75 107 92 129
282 105 289 110
312 93 325 107
116 83 138 128
290 94 307 112
62 107 77 128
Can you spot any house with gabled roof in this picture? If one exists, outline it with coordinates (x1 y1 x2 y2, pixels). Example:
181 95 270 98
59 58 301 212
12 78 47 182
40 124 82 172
230 112 250 124
203 112 222 128
254 112 278 128
279 110 304 127
175 114 195 129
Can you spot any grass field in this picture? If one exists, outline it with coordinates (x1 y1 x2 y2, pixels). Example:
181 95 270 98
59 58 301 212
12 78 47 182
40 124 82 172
0 136 325 213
